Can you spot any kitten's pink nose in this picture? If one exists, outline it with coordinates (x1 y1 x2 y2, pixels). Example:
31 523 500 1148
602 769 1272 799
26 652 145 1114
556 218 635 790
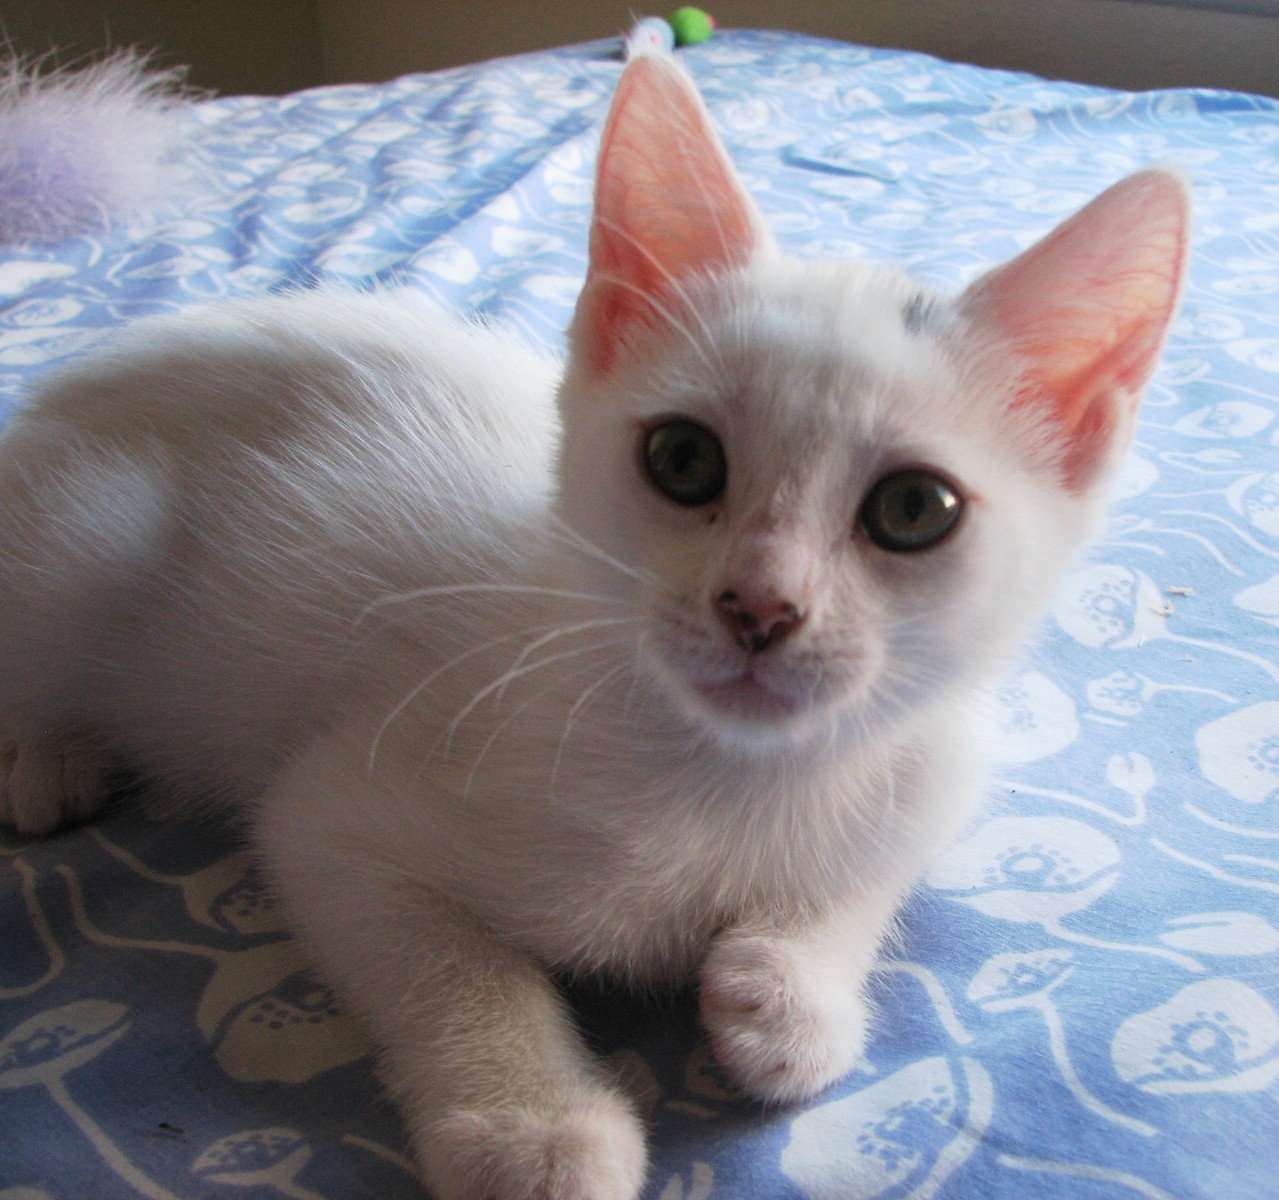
716 589 806 654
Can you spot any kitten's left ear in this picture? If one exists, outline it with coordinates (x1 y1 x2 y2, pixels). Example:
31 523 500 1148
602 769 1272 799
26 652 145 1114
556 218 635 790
959 169 1190 490
569 53 770 376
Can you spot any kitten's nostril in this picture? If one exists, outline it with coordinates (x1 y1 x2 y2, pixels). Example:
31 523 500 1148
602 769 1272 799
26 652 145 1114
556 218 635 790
715 591 805 653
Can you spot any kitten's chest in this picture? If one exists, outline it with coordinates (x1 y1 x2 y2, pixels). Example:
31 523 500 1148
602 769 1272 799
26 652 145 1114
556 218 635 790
376 631 929 985
459 736 896 984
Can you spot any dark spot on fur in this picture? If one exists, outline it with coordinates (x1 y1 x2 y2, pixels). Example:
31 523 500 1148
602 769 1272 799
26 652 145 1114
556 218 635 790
901 293 937 336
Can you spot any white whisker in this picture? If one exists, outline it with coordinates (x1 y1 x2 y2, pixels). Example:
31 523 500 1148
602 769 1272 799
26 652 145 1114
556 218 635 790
545 515 660 588
623 632 652 722
365 625 542 771
495 616 634 704
443 638 624 755
551 660 631 786
356 581 626 625
366 612 632 771
460 683 555 798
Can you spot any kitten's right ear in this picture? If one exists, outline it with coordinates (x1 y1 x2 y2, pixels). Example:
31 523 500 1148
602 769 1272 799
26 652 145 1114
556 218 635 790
569 54 768 376
958 169 1190 491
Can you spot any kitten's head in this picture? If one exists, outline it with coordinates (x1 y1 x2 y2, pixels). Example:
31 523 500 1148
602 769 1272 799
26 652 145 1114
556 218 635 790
553 54 1188 752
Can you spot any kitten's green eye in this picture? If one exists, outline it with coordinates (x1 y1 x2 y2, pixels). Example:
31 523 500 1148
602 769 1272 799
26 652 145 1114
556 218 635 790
860 469 963 552
643 419 727 507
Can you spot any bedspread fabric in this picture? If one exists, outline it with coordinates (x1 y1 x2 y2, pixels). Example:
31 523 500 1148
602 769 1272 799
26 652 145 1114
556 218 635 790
2 29 1278 1200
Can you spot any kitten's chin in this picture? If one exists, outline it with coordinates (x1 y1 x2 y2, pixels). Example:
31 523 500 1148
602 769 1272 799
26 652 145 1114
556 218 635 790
693 676 803 723
642 621 874 752
672 671 837 752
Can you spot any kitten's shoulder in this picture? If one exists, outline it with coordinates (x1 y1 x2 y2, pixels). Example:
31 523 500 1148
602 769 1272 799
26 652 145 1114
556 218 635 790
12 287 561 459
34 286 556 398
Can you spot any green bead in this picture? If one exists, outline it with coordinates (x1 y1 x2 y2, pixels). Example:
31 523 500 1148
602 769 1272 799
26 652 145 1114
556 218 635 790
670 7 715 46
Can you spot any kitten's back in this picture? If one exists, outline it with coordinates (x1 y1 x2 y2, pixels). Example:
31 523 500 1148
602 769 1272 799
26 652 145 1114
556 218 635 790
0 289 559 812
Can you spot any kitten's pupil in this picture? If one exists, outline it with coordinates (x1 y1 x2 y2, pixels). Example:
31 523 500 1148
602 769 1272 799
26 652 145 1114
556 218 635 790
643 419 727 507
860 469 962 552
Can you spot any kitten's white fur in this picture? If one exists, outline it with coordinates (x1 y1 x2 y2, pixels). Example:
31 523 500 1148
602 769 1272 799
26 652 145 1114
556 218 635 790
0 55 1187 1200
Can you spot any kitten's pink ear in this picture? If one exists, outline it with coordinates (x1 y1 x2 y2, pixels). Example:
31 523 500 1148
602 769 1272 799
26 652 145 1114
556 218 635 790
959 169 1190 490
570 54 768 376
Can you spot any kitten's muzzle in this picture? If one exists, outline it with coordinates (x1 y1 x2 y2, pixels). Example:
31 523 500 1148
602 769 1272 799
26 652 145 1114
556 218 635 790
716 589 806 654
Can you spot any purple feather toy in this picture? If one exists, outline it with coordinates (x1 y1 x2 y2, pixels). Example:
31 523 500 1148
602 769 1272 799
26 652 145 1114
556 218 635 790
0 48 195 242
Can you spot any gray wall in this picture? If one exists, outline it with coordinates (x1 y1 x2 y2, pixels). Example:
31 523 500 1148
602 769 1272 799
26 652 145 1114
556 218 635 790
319 0 1279 97
5 0 1278 97
4 0 324 95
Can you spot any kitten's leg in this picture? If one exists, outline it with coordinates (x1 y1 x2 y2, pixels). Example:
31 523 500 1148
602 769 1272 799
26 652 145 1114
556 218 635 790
701 731 984 1104
698 887 903 1105
0 444 163 837
257 782 647 1200
0 732 113 836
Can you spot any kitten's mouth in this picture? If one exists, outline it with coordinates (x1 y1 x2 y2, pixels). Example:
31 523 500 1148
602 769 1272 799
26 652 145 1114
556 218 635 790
649 612 838 741
692 671 804 723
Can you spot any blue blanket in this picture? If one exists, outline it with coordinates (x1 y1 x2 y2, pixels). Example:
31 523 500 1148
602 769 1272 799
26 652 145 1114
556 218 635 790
2 30 1277 1200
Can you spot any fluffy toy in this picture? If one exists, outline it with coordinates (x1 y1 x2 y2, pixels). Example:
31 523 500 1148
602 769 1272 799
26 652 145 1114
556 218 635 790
624 9 716 58
625 17 676 56
0 48 196 243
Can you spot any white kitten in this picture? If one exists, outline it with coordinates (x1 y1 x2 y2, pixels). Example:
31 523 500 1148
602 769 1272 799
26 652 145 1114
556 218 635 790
0 54 1187 1200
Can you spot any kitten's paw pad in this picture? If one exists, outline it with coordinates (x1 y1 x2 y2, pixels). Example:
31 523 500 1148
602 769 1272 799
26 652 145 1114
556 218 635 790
0 740 110 836
699 933 868 1105
426 1093 647 1200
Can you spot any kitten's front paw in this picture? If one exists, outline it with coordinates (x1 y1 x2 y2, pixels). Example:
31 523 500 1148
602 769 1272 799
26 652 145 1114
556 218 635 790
699 930 869 1105
423 1090 647 1200
0 739 109 836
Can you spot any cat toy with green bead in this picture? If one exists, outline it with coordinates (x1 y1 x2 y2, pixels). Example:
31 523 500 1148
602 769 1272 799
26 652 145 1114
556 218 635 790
624 8 717 57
